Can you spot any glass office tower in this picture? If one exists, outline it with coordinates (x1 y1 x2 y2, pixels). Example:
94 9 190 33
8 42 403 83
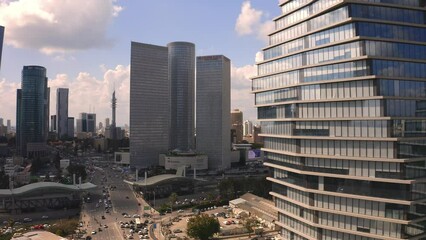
16 66 49 156
168 42 196 151
254 1 426 239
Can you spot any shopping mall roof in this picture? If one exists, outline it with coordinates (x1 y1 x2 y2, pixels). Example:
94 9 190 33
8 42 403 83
0 182 96 197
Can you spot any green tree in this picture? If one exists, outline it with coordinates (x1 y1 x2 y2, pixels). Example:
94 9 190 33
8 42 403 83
0 171 9 189
169 192 178 211
244 217 259 236
67 164 87 181
187 214 220 240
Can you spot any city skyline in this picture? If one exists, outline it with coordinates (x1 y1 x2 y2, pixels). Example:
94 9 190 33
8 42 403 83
0 0 279 126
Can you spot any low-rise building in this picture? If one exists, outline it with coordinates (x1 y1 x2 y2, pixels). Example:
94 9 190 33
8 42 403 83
159 153 208 170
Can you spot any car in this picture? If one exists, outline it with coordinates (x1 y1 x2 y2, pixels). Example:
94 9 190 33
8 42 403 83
91 231 96 235
177 209 184 213
23 218 32 222
103 225 108 228
101 215 105 219
127 235 134 239
173 229 182 233
41 216 49 219
98 227 102 232
126 196 129 199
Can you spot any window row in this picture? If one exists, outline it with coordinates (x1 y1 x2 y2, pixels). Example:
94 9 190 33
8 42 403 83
266 23 355 61
398 140 426 158
275 169 424 200
366 40 426 61
276 198 316 223
253 60 368 91
264 137 298 153
267 152 426 180
261 119 390 138
276 0 342 30
358 22 426 43
259 100 380 119
259 41 362 75
270 7 348 45
281 228 309 240
379 79 426 98
351 4 425 24
319 211 402 238
372 60 426 79
385 99 423 117
281 0 312 15
301 139 395 158
278 213 318 239
355 0 424 7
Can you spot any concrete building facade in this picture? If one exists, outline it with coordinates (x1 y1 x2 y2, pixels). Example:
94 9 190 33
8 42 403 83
231 109 243 143
196 55 231 170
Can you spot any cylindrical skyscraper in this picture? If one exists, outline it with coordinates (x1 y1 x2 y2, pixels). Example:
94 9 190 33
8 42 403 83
168 42 195 151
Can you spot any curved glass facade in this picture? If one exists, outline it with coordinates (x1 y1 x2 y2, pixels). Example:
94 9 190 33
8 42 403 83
168 42 196 151
256 1 426 239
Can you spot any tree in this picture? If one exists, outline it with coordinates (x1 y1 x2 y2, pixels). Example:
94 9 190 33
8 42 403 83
169 192 178 211
0 171 9 189
67 164 87 181
187 214 220 240
244 217 259 236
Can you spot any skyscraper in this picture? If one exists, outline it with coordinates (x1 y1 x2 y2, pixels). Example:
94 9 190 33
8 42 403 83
255 1 426 239
231 109 243 143
243 120 253 136
105 118 110 127
67 117 74 138
168 42 196 151
196 55 231 170
76 113 96 134
56 88 69 139
6 120 10 132
16 66 49 157
0 25 4 68
50 115 57 132
130 42 170 169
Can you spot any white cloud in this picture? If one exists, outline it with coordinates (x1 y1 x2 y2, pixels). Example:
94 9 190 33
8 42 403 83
0 78 20 125
0 0 123 54
235 1 274 42
49 65 130 126
231 64 257 122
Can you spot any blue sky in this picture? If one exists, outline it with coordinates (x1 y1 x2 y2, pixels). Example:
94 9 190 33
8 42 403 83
0 0 280 126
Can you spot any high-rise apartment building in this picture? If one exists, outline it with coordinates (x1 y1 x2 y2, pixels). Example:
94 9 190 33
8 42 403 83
196 55 231 170
56 88 69 139
255 1 426 239
16 66 49 156
231 109 243 143
6 120 10 132
105 118 110 128
168 42 196 151
130 42 170 169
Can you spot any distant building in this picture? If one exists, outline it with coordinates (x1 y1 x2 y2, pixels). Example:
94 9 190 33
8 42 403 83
16 66 49 157
231 109 243 143
0 118 3 126
159 153 208 171
105 118 110 127
0 25 3 68
130 42 170 169
115 150 130 166
196 55 231 170
76 112 96 134
253 124 262 144
56 88 69 139
6 120 10 132
243 120 253 136
50 115 57 132
67 117 74 138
